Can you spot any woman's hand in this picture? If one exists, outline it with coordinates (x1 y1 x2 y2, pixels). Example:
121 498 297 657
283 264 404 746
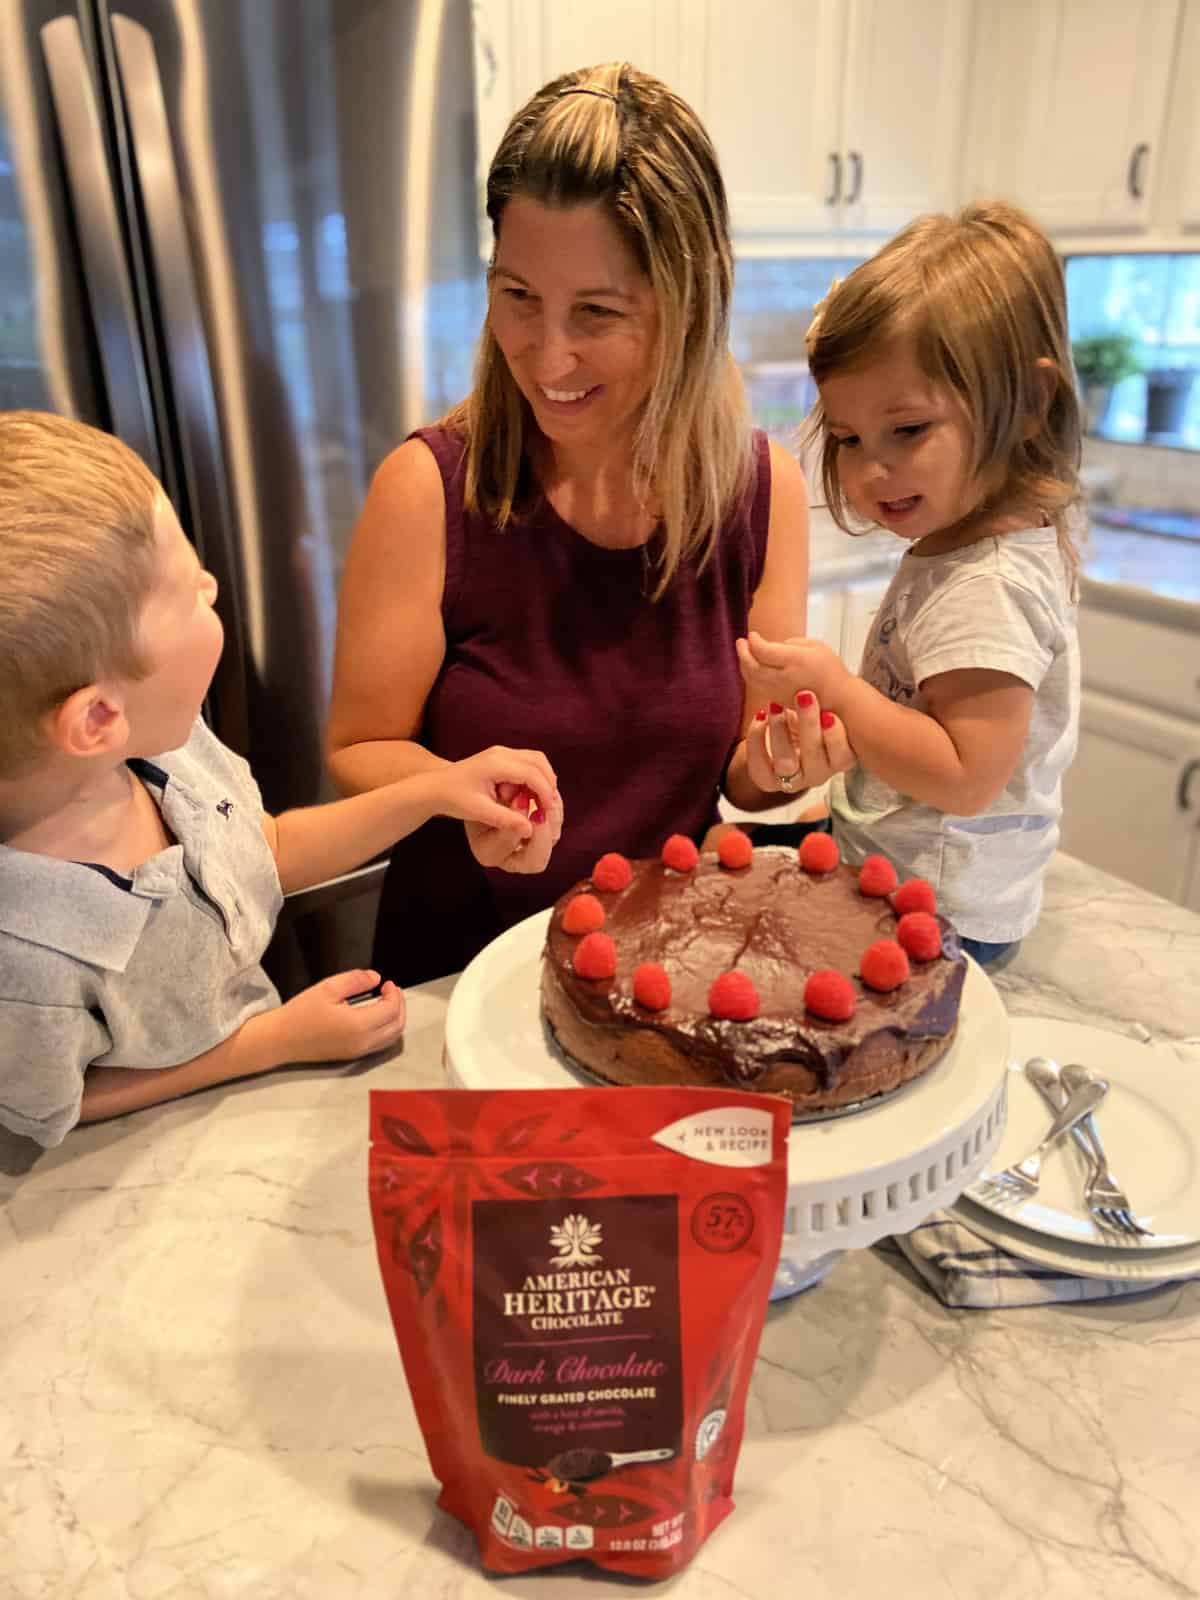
744 690 855 799
466 781 565 874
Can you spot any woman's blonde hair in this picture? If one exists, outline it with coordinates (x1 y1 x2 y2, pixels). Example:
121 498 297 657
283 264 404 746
443 61 751 597
0 411 160 775
806 201 1082 581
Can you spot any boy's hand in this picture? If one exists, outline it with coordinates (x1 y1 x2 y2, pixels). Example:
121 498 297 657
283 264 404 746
434 746 558 837
274 969 405 1063
736 630 851 710
466 780 565 874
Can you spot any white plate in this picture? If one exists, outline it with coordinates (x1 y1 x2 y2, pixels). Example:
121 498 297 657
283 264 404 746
964 1017 1200 1249
950 1194 1200 1284
444 909 1010 1208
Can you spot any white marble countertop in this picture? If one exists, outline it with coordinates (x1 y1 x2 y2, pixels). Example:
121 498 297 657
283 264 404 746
4 853 1200 1598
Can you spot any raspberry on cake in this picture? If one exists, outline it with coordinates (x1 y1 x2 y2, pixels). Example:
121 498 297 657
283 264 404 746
858 854 898 897
661 834 700 872
717 829 754 870
708 970 760 1021
562 893 606 935
897 911 942 961
541 846 966 1115
804 969 856 1022
893 877 937 916
592 852 633 893
859 939 910 992
572 931 617 980
798 831 839 873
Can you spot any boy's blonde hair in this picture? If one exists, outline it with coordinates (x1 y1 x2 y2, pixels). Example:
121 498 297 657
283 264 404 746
0 411 161 776
443 61 751 598
806 201 1082 578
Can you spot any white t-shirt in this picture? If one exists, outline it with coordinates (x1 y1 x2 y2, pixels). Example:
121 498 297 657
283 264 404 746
831 526 1079 942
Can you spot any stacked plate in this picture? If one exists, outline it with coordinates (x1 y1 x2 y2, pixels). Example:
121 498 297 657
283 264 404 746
952 1017 1200 1283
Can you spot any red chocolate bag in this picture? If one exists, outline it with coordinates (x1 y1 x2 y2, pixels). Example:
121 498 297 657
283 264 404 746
368 1086 789 1579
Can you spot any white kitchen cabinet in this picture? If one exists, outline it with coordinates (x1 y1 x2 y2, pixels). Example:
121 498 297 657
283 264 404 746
471 0 701 245
964 0 1180 234
473 0 970 253
1060 690 1200 904
702 0 971 245
1154 0 1200 231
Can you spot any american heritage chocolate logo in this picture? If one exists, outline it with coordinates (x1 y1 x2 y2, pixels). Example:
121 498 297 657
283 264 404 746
473 1195 683 1467
502 1208 657 1329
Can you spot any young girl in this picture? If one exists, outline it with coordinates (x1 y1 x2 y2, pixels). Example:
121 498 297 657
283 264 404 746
738 201 1081 965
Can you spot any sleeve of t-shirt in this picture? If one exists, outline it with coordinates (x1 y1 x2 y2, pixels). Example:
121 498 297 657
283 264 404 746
904 571 1059 692
0 999 113 1148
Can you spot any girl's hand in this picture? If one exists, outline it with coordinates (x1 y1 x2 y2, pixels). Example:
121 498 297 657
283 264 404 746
736 630 851 711
745 692 854 797
466 781 565 874
274 970 406 1062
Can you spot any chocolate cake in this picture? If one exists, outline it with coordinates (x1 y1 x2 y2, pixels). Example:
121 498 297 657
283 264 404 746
540 845 967 1115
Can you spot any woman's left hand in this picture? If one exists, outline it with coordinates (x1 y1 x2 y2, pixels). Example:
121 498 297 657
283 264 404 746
744 690 854 798
465 782 565 873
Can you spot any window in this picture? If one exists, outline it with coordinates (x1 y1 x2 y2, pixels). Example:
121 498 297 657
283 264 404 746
1066 254 1200 450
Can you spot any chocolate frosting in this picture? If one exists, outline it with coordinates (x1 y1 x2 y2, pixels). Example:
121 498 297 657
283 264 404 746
543 847 966 1094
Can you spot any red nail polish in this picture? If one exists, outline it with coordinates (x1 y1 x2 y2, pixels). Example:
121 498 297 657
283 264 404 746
769 702 783 715
795 691 815 709
754 708 767 722
532 807 546 823
820 711 836 729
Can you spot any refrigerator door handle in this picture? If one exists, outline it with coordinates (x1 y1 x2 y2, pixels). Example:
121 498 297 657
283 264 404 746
106 10 250 756
39 13 159 472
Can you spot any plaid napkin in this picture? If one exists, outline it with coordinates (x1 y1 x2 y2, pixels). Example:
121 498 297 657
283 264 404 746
881 1212 1187 1308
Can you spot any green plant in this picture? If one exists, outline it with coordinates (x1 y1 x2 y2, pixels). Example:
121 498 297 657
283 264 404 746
1072 333 1142 387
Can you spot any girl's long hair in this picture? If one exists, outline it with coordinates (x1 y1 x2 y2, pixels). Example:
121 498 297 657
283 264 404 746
806 201 1083 586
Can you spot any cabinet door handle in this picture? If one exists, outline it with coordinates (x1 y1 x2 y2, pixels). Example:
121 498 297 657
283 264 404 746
1127 141 1149 200
825 151 842 206
1179 758 1200 814
846 150 863 205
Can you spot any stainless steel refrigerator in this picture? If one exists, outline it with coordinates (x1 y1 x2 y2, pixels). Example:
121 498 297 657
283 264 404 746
1 0 484 981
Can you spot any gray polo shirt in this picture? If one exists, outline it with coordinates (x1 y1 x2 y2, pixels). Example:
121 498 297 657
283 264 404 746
0 719 282 1146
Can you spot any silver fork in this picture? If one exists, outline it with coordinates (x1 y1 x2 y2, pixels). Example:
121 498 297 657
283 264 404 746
1025 1058 1153 1240
970 1075 1109 1206
1060 1061 1155 1240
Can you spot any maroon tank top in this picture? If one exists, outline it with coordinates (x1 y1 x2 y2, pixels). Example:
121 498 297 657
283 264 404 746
373 426 772 985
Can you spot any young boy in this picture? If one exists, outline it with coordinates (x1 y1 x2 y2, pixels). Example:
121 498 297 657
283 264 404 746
0 412 561 1147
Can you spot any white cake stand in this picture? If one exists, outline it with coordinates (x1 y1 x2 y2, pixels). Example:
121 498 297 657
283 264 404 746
442 910 1009 1298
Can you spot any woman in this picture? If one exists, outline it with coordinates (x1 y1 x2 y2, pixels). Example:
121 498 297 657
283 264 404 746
327 62 850 985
